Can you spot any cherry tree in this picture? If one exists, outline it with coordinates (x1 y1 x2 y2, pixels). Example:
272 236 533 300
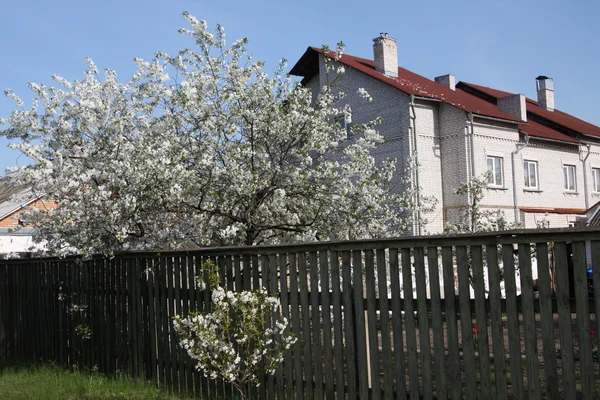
444 171 519 234
1 13 424 257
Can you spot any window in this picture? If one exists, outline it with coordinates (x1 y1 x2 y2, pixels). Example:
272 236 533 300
593 168 600 193
563 164 576 191
523 160 538 189
487 156 503 186
337 113 352 133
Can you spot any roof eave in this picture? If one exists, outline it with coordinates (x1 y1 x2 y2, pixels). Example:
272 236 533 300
473 113 523 125
581 132 600 140
520 131 582 146
289 47 320 78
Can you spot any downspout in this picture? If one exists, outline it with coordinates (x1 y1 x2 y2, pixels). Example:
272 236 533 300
467 113 476 231
582 144 592 209
511 134 530 223
409 94 422 235
469 113 476 178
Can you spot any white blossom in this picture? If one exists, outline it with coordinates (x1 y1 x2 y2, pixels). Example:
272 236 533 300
357 87 373 102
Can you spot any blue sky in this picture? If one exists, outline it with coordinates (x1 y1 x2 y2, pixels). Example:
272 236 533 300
1 0 599 173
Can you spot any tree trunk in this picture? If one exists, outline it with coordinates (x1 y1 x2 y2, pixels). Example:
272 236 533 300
245 229 256 246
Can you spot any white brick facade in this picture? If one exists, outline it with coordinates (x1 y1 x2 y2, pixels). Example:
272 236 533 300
293 49 600 234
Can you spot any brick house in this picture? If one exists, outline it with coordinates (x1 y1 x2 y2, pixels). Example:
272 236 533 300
0 174 56 254
290 34 600 235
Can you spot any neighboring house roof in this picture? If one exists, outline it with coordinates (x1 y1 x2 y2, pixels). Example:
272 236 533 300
0 174 40 221
585 201 600 226
0 227 35 236
458 82 600 143
290 48 523 123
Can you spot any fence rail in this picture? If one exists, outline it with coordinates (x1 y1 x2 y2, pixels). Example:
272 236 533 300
2 228 600 399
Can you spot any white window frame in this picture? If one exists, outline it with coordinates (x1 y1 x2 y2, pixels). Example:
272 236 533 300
593 167 600 193
523 160 539 189
337 113 352 134
563 164 576 192
487 155 504 187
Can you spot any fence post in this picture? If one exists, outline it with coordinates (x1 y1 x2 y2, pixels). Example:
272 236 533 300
352 250 368 400
0 263 5 362
340 250 357 400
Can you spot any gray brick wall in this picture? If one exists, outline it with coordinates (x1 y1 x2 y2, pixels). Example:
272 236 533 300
413 101 444 233
439 103 469 212
497 94 526 121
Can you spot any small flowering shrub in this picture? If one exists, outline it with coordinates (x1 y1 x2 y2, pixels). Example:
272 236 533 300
173 261 296 399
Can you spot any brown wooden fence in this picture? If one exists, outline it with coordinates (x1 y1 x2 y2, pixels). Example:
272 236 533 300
1 228 600 399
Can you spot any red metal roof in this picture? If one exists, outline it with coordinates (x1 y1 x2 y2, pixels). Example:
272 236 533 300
519 119 581 144
290 47 599 145
290 48 523 123
460 82 600 138
458 82 512 98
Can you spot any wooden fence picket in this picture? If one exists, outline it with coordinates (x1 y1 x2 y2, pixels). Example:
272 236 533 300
377 248 394 400
401 247 419 400
364 249 380 400
472 245 492 399
457 245 476 399
503 243 524 398
414 247 432 400
554 242 576 399
487 244 508 399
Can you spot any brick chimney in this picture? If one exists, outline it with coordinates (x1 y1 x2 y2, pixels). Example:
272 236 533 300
498 93 527 121
373 33 398 77
536 76 554 112
435 74 456 91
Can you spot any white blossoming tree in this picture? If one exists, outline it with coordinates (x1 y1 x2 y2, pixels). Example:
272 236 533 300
1 12 422 257
444 171 522 290
444 171 518 234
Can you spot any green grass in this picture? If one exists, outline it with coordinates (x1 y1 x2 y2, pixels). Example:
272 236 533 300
0 362 197 400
